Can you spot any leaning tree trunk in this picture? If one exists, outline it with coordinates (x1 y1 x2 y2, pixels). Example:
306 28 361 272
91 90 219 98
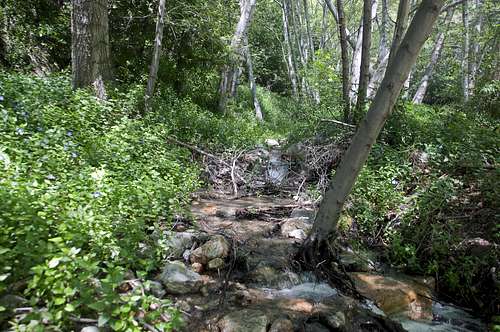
412 8 454 104
462 0 471 101
71 0 111 99
243 36 263 121
218 0 257 113
304 0 445 255
355 0 373 116
336 0 351 122
144 0 166 111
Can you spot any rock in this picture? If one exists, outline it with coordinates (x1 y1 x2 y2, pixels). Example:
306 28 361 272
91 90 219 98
269 317 294 332
339 250 375 272
208 258 225 270
288 229 307 240
165 232 197 258
248 264 281 286
265 138 280 147
190 235 229 265
350 272 434 320
325 311 346 329
280 218 311 238
218 309 269 332
290 208 315 222
158 261 203 295
145 280 166 298
80 327 100 332
191 262 204 273
304 322 330 332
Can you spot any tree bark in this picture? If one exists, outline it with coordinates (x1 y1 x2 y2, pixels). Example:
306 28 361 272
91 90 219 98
355 0 373 115
412 8 454 104
388 0 410 68
144 0 166 111
462 0 470 101
469 0 482 94
218 0 257 112
324 0 355 49
304 0 445 251
281 0 299 96
336 0 351 122
71 0 111 99
244 36 263 121
377 0 390 64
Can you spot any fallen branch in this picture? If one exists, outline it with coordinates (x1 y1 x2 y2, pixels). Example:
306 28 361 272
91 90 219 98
320 119 356 129
167 136 230 167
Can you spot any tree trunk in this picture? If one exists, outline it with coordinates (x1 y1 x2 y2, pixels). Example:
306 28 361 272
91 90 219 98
281 0 299 96
336 0 351 122
324 0 355 49
355 0 373 115
412 8 453 104
377 0 390 64
349 0 377 108
304 0 444 252
244 36 263 121
218 0 257 112
462 0 470 101
469 0 482 94
71 0 111 99
388 0 410 68
144 0 166 111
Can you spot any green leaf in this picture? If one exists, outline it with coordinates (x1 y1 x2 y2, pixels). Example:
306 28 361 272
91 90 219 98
64 303 75 312
48 257 61 268
98 314 110 327
0 274 10 281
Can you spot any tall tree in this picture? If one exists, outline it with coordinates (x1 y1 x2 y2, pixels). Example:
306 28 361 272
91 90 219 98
244 36 263 121
377 0 390 64
71 0 111 99
303 0 445 254
219 0 257 112
144 0 166 111
412 8 454 104
281 0 299 96
336 0 351 122
355 0 374 115
388 0 411 67
462 0 471 101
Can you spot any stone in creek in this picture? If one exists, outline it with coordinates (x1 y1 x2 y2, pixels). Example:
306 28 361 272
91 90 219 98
190 235 230 265
217 309 269 332
158 260 203 295
280 218 312 238
208 258 225 270
269 317 294 332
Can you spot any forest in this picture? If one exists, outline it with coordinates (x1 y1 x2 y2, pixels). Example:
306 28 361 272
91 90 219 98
0 0 498 331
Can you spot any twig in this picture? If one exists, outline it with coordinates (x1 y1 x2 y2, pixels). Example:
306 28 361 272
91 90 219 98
320 119 356 129
139 321 160 332
167 136 230 167
69 317 98 324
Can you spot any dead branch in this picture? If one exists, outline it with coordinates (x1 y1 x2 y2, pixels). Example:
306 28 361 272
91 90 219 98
320 119 356 129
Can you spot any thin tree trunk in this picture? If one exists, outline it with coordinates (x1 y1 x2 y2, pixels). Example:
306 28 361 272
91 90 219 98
462 0 470 101
349 0 377 107
324 0 355 48
282 0 299 96
244 36 263 121
469 0 482 94
388 0 410 68
377 0 390 64
144 0 166 111
218 0 257 112
320 2 328 49
355 0 373 115
71 0 112 99
304 0 444 251
412 8 454 104
336 0 351 122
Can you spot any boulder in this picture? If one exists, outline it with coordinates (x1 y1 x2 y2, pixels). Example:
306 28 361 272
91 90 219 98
145 280 166 298
190 235 230 265
165 232 197 258
290 208 315 222
325 311 346 329
158 261 203 295
191 262 204 273
339 250 375 272
217 309 269 332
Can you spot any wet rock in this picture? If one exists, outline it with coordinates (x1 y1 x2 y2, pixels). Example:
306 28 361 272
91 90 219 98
145 280 166 298
269 317 294 332
280 218 311 238
217 309 269 332
190 235 230 265
158 260 203 294
350 272 434 320
290 208 315 222
248 264 281 285
208 258 225 270
304 322 330 332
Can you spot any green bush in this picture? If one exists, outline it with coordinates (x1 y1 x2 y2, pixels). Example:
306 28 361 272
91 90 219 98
0 73 199 331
